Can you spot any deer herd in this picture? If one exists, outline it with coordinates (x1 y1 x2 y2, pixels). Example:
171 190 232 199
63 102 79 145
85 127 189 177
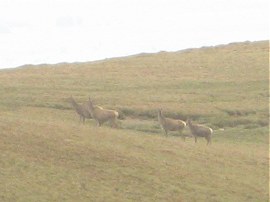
67 96 213 145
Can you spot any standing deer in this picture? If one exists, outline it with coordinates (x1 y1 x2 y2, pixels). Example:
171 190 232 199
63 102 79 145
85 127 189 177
67 96 92 124
187 119 213 145
157 109 187 140
87 98 119 128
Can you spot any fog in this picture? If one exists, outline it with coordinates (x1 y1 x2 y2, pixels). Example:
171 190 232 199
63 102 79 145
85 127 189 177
0 0 268 68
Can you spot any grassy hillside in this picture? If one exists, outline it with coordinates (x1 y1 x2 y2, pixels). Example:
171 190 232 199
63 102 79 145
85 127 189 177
0 40 269 201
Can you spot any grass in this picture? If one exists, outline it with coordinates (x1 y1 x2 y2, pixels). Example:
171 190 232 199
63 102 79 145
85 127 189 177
0 40 269 201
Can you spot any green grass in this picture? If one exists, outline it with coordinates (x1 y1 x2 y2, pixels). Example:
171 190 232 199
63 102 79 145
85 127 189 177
0 40 269 201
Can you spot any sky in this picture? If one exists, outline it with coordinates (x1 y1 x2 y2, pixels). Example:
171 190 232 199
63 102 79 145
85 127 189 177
0 0 269 69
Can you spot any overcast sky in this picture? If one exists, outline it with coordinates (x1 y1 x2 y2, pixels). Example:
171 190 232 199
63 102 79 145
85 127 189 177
0 0 269 69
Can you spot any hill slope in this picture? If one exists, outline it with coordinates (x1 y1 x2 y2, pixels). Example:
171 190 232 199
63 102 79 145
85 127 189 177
0 40 269 201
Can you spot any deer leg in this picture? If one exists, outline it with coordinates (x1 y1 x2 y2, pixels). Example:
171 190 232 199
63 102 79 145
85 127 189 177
164 129 168 137
110 119 115 128
206 136 211 145
194 136 197 143
179 130 186 141
112 119 118 128
181 135 186 142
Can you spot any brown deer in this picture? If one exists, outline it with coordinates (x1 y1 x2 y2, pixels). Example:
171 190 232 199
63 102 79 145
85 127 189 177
158 109 186 140
187 119 213 145
87 98 119 128
67 96 92 124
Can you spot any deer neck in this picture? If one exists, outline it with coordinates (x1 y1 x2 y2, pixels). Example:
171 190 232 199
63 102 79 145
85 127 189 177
158 111 165 123
87 102 95 113
188 121 195 130
70 98 79 108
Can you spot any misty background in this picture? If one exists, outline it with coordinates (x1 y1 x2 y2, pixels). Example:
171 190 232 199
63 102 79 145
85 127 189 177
0 0 269 69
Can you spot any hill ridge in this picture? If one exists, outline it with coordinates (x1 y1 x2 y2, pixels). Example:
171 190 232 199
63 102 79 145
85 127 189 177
7 39 268 70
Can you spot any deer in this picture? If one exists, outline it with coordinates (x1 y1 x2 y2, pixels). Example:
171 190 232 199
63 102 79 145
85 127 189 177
157 109 187 140
66 96 92 124
87 97 119 128
186 119 213 145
